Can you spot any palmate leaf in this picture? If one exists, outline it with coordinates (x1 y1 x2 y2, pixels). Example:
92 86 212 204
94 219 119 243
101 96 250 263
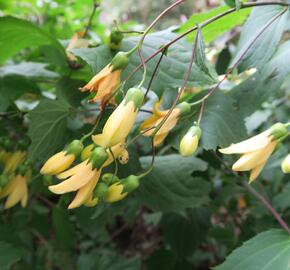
137 154 209 212
214 229 290 270
28 99 70 161
0 16 66 63
71 29 218 97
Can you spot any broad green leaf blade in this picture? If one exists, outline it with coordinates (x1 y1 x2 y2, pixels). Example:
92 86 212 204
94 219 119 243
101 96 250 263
0 62 59 79
200 91 247 150
231 6 288 72
161 208 210 257
177 6 251 43
28 99 70 161
52 205 76 250
71 29 218 97
138 154 209 212
0 16 66 63
0 75 40 111
0 241 25 268
214 229 290 270
230 40 290 117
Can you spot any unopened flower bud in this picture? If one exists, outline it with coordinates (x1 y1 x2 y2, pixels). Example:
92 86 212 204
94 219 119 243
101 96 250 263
111 51 129 71
88 147 109 169
66 140 84 156
102 173 119 184
122 175 139 193
124 87 144 109
179 125 202 157
105 182 127 203
108 28 124 50
281 154 290 174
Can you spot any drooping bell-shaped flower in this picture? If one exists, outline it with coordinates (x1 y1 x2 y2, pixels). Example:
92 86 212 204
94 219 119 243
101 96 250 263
281 154 290 174
179 125 202 157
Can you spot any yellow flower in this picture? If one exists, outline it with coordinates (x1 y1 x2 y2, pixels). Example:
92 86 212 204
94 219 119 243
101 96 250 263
141 101 190 146
41 140 83 175
179 126 201 157
219 124 288 183
40 151 75 175
4 151 26 174
0 172 30 209
81 64 121 105
80 52 129 105
105 182 127 203
49 161 101 209
93 87 144 147
281 154 290 173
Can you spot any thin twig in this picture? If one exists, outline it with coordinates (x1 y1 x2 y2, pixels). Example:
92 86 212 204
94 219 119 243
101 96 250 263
84 0 99 37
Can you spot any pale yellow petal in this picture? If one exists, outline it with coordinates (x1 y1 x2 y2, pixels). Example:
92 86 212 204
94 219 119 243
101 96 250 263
57 160 87 179
40 151 75 175
219 130 271 154
249 163 266 183
232 141 276 171
68 171 100 209
180 134 198 157
49 163 96 194
153 133 169 146
92 134 106 147
105 182 127 203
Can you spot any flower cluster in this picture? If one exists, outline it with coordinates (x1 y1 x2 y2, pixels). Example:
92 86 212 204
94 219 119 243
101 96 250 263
0 138 31 209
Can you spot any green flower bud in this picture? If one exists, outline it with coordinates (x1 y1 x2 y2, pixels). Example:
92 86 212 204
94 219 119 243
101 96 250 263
270 123 288 140
102 173 119 184
177 102 191 116
188 125 202 139
66 140 84 156
89 147 109 169
0 174 9 187
93 182 109 198
108 28 124 50
111 51 129 71
122 175 140 193
124 87 144 109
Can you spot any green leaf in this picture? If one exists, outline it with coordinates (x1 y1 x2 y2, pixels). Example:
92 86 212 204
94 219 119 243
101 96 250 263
231 6 288 72
52 205 76 250
138 154 209 212
0 241 25 268
214 229 290 270
146 249 177 270
28 99 70 161
177 6 251 43
161 208 210 257
0 75 40 111
230 40 290 117
0 62 59 79
71 29 218 97
0 16 66 63
56 77 87 108
200 91 247 150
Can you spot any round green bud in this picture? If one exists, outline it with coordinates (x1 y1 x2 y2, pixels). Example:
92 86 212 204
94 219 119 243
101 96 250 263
89 147 109 169
109 28 124 50
111 51 129 71
124 87 144 109
66 140 84 156
93 182 109 198
0 174 9 187
102 173 120 184
270 123 288 140
177 102 191 116
122 175 140 193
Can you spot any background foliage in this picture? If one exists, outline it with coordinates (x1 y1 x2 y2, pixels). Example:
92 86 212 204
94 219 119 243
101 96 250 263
0 0 290 269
